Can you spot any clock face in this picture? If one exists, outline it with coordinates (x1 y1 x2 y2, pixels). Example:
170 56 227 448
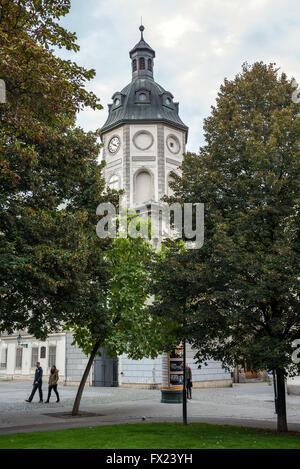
108 136 120 154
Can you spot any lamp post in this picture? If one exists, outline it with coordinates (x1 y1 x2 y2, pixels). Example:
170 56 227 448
17 334 22 346
183 339 187 426
273 370 278 414
182 303 187 426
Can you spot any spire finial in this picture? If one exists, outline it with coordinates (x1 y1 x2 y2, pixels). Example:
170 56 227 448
139 22 144 41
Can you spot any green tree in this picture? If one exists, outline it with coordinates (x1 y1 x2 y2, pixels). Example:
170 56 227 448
153 62 300 432
68 217 176 416
0 0 110 338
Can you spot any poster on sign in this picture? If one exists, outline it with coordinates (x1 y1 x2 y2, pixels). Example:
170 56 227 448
168 345 184 390
170 360 184 372
170 348 184 359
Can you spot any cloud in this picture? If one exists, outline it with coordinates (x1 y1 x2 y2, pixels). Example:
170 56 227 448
156 16 202 48
58 0 300 152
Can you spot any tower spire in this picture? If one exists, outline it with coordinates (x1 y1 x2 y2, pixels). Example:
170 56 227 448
129 24 155 80
139 23 144 41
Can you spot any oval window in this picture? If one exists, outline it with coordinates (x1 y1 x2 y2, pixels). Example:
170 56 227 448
138 93 147 102
167 135 180 154
133 131 154 150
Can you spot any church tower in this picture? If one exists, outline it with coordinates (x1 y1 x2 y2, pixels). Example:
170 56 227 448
101 25 188 210
97 27 231 390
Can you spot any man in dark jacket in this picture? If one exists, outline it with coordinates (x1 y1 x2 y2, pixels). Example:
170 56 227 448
26 362 43 402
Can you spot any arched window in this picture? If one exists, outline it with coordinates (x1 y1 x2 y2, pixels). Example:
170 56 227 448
168 174 176 196
31 347 38 368
136 171 152 204
15 347 23 369
148 59 152 71
108 175 119 190
1 346 7 369
139 57 145 70
48 346 56 367
132 59 137 72
40 346 46 359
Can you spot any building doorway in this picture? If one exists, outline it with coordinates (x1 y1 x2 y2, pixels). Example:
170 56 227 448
93 349 118 387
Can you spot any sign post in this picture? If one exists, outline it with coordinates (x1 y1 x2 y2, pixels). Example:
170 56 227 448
273 370 278 414
183 340 187 425
161 345 184 404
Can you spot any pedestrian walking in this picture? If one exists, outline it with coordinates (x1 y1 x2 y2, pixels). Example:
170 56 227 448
45 365 60 403
186 363 193 399
25 362 43 403
267 370 273 386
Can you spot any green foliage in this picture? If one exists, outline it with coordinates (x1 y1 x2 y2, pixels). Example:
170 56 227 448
0 0 108 338
68 219 176 359
150 239 194 339
153 62 300 375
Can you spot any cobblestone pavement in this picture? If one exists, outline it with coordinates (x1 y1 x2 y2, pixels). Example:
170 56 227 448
0 381 159 414
0 380 300 434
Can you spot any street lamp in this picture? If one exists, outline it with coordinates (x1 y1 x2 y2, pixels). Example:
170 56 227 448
182 304 187 426
17 334 22 346
183 339 187 426
273 370 278 414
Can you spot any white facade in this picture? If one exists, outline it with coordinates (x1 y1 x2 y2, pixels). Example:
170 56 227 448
119 346 231 389
103 123 185 206
0 331 94 386
0 332 66 382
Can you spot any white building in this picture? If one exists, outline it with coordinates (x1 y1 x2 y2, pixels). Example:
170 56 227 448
0 26 231 390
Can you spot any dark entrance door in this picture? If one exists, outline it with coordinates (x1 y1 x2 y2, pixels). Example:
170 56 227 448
93 349 119 387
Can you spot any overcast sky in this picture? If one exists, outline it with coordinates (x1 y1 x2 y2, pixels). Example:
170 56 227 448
58 0 300 153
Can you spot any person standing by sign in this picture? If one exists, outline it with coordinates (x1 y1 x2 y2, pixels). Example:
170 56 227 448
45 365 60 403
25 362 43 403
186 363 193 399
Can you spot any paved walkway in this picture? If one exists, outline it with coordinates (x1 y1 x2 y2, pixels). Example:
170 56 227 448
0 381 300 434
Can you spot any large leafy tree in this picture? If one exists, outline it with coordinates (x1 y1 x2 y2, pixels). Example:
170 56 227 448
68 217 176 416
0 0 110 338
152 62 300 432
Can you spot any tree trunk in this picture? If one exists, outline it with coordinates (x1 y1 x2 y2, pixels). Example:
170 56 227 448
72 339 101 416
276 368 288 432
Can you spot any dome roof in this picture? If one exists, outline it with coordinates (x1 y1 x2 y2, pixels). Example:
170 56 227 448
101 26 188 139
101 76 188 137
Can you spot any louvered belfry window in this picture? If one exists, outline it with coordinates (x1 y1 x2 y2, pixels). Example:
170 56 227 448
132 59 137 72
139 57 145 70
148 59 152 71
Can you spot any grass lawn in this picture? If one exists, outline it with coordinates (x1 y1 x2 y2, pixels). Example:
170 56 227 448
0 423 300 449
